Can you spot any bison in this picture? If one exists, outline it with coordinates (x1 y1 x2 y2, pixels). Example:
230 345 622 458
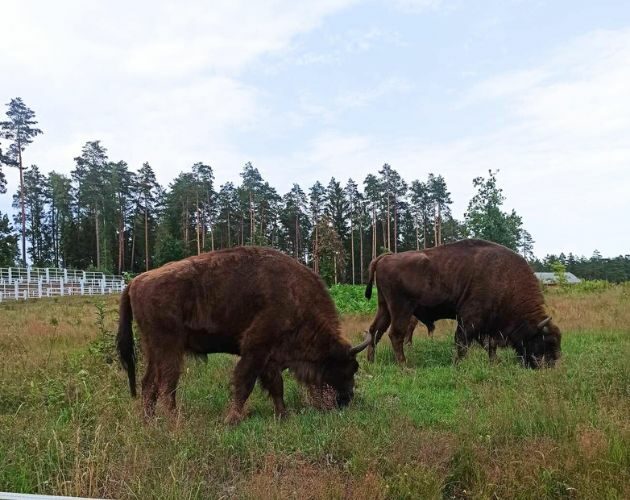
117 247 371 425
364 239 561 368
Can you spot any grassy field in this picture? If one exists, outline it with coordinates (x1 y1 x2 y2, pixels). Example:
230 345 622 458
0 285 629 499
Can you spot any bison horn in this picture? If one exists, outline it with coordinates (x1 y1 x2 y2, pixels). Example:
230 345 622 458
537 317 552 329
349 330 373 356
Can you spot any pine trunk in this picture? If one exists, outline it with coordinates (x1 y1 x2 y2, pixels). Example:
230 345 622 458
196 203 201 255
118 208 124 274
249 191 254 244
423 214 427 249
313 225 319 274
359 222 364 283
144 206 149 271
130 215 137 272
350 217 355 285
227 211 231 248
293 214 300 260
372 208 376 259
18 145 26 264
393 196 398 253
386 195 391 251
95 210 101 269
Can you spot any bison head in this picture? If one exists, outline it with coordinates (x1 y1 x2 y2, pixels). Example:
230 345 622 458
322 331 372 407
519 317 562 368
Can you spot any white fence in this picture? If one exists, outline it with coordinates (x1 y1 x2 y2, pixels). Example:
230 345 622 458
0 267 125 302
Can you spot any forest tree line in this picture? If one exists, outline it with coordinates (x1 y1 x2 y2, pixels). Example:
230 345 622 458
1 97 628 284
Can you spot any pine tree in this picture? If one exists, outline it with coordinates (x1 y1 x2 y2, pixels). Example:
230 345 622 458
313 216 345 285
377 164 407 252
163 172 200 257
309 181 327 273
409 180 432 249
280 183 310 261
47 172 73 267
72 141 109 269
427 173 452 246
0 98 43 264
12 165 50 265
192 162 216 251
0 212 18 266
344 179 362 284
135 162 161 270
325 177 349 244
363 173 382 258
0 136 6 194
109 161 135 273
216 182 239 248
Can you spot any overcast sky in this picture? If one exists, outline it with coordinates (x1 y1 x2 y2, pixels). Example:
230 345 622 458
1 0 629 257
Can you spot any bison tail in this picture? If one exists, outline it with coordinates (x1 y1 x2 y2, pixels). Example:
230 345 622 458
365 276 375 300
117 286 137 397
365 253 388 300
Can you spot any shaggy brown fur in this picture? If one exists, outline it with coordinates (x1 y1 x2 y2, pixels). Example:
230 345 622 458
117 247 370 425
365 239 561 368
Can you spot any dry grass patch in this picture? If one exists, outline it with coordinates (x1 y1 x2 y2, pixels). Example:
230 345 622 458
241 454 390 500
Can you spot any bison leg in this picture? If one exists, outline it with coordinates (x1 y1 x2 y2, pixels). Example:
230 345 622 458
404 317 418 346
367 306 391 363
158 352 183 414
225 355 266 425
259 364 287 419
454 325 473 362
389 317 411 365
141 357 159 419
487 336 498 363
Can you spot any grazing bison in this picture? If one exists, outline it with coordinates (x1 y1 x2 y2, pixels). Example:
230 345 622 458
117 247 371 425
364 239 561 368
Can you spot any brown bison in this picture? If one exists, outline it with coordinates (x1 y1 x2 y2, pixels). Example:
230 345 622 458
117 247 371 424
364 239 561 368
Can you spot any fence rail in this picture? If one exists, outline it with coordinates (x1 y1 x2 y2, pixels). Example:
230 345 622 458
0 267 125 302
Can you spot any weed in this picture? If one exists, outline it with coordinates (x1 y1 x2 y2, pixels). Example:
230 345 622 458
88 301 116 364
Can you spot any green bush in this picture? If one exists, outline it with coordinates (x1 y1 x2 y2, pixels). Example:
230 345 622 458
329 284 376 314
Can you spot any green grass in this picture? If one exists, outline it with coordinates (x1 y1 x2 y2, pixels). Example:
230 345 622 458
0 294 629 499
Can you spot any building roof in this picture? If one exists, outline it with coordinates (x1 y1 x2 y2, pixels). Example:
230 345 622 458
534 272 582 284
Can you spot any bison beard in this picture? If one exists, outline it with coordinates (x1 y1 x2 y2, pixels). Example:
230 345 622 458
364 239 561 368
116 247 371 425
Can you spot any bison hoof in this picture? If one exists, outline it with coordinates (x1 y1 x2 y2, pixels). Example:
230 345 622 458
224 408 245 426
274 409 288 420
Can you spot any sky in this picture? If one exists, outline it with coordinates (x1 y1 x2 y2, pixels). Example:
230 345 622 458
1 0 629 257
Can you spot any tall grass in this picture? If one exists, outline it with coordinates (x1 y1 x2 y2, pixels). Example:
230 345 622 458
0 290 628 499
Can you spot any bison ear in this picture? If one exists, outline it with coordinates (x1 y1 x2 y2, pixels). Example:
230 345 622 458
349 331 373 356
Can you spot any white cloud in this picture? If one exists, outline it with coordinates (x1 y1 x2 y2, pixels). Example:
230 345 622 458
263 29 630 256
